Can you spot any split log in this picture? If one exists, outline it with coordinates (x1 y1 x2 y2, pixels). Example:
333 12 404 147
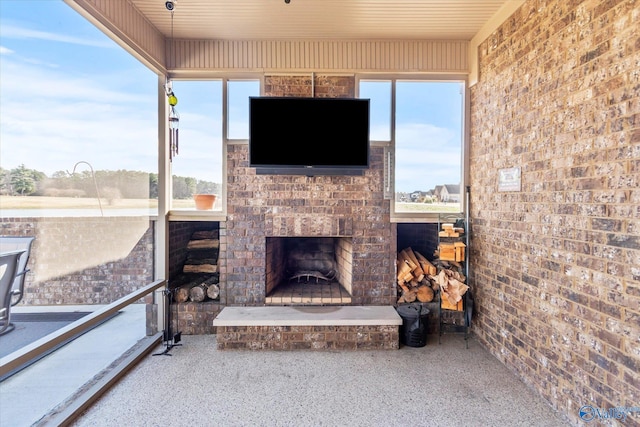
183 264 217 273
400 247 425 278
189 283 209 302
191 230 218 240
398 249 418 272
454 242 466 262
397 281 417 303
438 242 456 261
416 285 434 303
206 283 220 300
396 259 414 282
415 251 437 276
430 280 440 292
398 281 411 294
175 283 197 303
185 256 218 265
398 290 417 303
187 239 220 250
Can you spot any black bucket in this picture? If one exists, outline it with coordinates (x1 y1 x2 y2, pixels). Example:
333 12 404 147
397 303 430 347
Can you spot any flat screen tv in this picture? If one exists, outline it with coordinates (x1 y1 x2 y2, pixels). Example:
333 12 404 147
249 97 370 176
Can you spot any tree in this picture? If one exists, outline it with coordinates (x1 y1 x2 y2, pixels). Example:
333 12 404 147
0 165 219 200
10 164 44 195
149 173 158 199
172 175 197 199
196 180 219 195
0 167 10 195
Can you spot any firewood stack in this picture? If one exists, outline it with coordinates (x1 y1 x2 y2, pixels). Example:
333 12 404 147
183 230 219 273
396 247 436 304
436 223 466 262
172 230 220 303
396 247 468 309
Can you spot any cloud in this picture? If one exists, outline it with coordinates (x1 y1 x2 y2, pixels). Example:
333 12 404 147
394 122 462 192
0 60 144 104
0 55 223 183
0 46 15 55
0 57 157 177
170 111 224 180
0 24 115 49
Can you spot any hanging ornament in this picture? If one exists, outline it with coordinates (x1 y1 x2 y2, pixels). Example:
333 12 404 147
166 85 180 160
168 105 179 159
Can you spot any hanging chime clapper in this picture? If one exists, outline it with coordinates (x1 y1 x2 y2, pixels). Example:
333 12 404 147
166 86 179 160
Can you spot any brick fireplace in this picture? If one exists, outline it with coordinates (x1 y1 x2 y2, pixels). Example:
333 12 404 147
265 236 353 304
171 75 398 342
223 75 396 308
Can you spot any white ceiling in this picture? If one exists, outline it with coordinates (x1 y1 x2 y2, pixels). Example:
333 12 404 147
130 0 516 41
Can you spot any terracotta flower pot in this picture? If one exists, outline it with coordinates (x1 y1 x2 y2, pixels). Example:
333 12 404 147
193 194 216 210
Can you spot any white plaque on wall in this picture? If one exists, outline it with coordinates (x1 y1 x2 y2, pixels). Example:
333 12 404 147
498 167 521 192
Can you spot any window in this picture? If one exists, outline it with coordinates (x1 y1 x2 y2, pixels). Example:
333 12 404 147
169 78 260 211
227 80 260 140
169 80 223 210
359 80 392 142
359 78 465 215
0 0 157 217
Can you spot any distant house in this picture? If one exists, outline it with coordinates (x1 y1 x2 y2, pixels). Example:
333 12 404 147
409 192 417 201
433 185 444 200
438 184 460 202
409 191 430 202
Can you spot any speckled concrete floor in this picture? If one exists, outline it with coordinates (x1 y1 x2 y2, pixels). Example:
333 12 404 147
72 334 569 427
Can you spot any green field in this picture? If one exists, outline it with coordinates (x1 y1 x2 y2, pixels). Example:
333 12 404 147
395 202 462 213
1 196 460 213
0 196 193 210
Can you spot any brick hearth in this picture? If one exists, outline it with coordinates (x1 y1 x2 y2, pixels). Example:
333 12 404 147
213 306 402 350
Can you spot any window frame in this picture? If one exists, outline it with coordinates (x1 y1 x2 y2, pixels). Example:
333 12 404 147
166 74 262 220
356 74 469 222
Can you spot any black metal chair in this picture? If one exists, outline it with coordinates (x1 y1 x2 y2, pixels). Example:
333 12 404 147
0 250 26 335
0 236 35 306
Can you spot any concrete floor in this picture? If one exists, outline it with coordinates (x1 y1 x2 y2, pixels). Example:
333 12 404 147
72 334 570 427
0 305 147 427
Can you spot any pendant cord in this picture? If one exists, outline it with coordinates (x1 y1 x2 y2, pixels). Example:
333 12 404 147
170 10 174 69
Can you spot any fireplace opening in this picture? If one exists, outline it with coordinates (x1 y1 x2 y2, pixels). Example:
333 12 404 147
265 236 352 305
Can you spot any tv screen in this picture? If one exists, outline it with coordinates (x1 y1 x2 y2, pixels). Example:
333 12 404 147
249 97 370 175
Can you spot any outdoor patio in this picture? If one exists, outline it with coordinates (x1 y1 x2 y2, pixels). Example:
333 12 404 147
69 333 569 426
0 306 570 426
0 304 149 427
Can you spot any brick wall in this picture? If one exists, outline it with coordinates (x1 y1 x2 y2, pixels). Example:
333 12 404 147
470 0 640 423
397 223 439 259
168 221 223 334
216 325 399 350
168 221 196 280
224 74 396 306
168 221 221 280
1 217 154 305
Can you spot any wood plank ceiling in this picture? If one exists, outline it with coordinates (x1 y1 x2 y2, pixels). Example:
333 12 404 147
130 0 515 41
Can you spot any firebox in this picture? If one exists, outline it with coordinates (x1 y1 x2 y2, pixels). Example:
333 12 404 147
265 236 353 305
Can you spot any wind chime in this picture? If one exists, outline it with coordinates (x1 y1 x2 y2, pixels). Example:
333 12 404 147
165 1 179 160
166 83 179 160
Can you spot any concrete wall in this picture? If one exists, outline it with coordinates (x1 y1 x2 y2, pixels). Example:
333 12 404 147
470 0 639 423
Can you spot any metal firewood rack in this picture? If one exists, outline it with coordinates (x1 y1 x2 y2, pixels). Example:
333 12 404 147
437 186 473 348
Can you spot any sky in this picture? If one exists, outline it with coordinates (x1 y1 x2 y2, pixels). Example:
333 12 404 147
0 1 463 194
0 1 158 178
